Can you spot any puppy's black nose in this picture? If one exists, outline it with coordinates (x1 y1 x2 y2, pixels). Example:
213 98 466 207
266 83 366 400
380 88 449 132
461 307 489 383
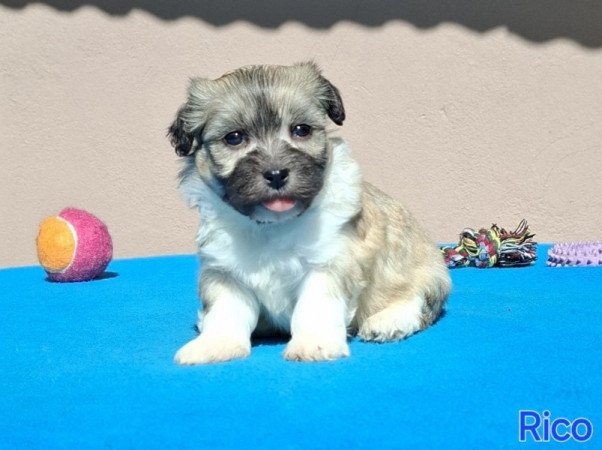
263 169 289 190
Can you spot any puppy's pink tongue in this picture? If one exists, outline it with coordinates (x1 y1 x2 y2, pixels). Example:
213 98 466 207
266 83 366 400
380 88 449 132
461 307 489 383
263 198 296 212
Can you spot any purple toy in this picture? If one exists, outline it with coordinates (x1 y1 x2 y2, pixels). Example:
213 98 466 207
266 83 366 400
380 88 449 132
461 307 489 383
546 242 602 267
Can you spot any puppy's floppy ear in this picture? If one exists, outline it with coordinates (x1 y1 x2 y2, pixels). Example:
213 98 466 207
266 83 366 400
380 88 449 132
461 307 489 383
167 77 212 156
318 76 346 126
296 62 346 126
168 106 196 157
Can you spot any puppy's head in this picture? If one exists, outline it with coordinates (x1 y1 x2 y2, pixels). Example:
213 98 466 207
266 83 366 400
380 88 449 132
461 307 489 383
168 62 345 223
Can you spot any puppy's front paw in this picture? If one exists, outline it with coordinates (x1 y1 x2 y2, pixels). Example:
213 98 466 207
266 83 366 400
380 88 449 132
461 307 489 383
284 335 350 362
174 335 251 365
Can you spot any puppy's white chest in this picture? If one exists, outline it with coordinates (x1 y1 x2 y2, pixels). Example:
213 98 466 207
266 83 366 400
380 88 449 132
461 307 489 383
245 256 308 331
201 224 315 330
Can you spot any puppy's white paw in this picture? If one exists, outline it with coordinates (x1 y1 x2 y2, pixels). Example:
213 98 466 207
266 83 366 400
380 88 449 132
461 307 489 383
358 304 423 342
174 334 250 365
284 335 350 362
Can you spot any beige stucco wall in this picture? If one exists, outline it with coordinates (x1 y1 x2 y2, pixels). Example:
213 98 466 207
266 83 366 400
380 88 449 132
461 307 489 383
1 2 601 268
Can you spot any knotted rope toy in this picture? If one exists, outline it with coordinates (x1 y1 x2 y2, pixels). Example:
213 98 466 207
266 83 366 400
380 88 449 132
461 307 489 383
546 242 602 267
441 219 537 268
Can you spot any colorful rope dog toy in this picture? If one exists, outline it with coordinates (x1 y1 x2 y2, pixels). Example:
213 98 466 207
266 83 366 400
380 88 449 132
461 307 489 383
441 219 537 268
546 242 602 267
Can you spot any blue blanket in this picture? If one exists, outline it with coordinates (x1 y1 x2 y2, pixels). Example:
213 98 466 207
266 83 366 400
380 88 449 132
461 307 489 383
1 246 600 449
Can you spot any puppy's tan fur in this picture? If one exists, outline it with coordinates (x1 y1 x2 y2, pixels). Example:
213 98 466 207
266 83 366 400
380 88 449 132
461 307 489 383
169 62 450 364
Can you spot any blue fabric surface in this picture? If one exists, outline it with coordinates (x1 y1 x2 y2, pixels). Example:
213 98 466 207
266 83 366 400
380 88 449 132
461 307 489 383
1 246 600 449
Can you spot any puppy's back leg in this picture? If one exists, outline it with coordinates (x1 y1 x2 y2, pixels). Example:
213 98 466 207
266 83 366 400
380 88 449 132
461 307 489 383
358 294 426 342
358 274 450 342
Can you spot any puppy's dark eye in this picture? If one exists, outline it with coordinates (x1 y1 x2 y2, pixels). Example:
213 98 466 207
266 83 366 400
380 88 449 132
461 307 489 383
223 131 246 147
291 124 311 139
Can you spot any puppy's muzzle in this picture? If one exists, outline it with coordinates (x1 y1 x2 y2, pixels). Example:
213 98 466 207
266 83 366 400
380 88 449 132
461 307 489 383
263 169 289 190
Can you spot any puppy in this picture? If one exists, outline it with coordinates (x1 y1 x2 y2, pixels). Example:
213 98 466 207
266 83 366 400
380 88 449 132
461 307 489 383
168 62 450 364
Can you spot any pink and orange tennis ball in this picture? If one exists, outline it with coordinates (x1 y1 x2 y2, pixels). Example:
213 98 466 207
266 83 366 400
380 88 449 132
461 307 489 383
36 208 113 282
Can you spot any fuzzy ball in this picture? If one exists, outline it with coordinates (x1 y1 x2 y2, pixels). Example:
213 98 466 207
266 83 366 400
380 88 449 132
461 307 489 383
36 208 113 282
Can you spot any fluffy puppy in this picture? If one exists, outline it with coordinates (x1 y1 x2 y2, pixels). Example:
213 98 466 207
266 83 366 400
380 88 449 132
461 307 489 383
168 62 450 364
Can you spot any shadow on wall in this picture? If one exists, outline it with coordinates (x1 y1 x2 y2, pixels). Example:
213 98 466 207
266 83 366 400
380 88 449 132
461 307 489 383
3 0 602 48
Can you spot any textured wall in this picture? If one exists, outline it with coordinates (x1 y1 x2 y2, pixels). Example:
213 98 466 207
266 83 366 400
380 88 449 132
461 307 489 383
1 2 601 267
